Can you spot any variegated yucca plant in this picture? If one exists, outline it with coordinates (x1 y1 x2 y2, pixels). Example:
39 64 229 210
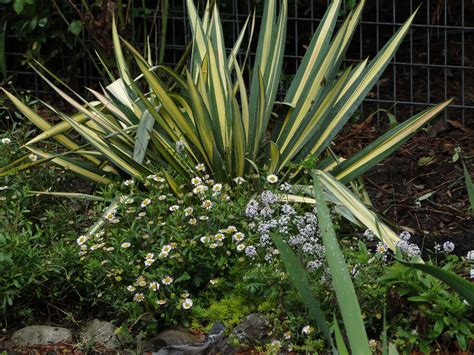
1 0 451 249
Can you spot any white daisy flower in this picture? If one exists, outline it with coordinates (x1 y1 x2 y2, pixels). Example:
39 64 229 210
144 259 155 266
1 138 12 144
149 281 160 291
191 177 202 186
158 195 167 201
136 276 147 287
162 276 173 285
0 186 8 191
302 325 314 334
266 174 278 184
141 198 152 208
233 232 245 242
188 218 197 225
169 205 180 212
236 244 245 252
195 163 206 171
121 242 131 249
133 293 145 302
162 245 172 253
127 285 136 292
123 179 134 186
199 216 209 221
184 207 194 216
76 235 88 245
156 299 167 305
233 177 246 185
201 200 213 210
182 298 193 309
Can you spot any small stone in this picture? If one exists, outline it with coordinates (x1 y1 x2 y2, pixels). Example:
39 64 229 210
12 325 73 347
144 328 202 352
230 313 270 349
81 319 120 350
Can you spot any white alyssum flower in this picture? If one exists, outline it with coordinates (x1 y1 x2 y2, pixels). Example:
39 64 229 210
123 179 134 186
467 250 474 261
443 241 455 253
182 298 193 309
175 140 186 153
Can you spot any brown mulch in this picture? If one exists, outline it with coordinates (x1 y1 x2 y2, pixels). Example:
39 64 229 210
335 115 474 256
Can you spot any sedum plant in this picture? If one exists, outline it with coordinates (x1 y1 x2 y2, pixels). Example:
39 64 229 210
1 0 451 249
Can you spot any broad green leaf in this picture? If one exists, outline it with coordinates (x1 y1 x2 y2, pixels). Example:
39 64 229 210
397 259 474 306
462 161 474 214
270 233 335 350
313 172 370 354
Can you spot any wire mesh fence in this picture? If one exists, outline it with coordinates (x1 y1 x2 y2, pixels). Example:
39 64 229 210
3 0 473 125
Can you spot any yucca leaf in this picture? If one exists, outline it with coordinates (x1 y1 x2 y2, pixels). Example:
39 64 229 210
331 99 452 182
313 171 370 354
29 191 105 201
397 260 474 306
284 0 342 105
277 2 363 154
185 70 215 166
315 170 400 250
25 147 112 184
248 0 287 158
268 141 280 174
112 16 132 86
270 233 335 351
309 9 418 158
133 110 156 164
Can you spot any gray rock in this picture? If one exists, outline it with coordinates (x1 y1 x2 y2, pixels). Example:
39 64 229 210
232 313 270 344
144 328 202 353
81 319 120 350
12 325 73 346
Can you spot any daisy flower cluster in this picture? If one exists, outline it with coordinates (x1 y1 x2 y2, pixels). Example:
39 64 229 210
75 169 246 321
245 185 325 272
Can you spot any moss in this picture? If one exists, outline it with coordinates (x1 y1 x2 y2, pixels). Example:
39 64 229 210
193 295 255 331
